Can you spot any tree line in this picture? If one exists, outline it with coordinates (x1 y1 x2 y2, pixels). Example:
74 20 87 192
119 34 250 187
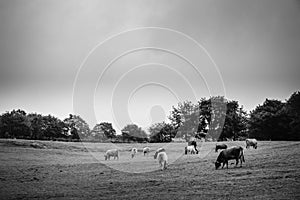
0 91 299 142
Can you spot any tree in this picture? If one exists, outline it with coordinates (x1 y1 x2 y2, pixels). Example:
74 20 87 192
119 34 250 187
63 114 90 140
197 96 227 141
198 97 211 135
169 101 199 141
0 109 31 139
91 122 116 141
168 106 182 132
121 124 148 142
0 115 3 138
42 115 66 139
286 91 300 140
0 110 67 140
149 122 176 142
220 101 248 141
248 99 289 140
27 113 45 139
168 97 230 141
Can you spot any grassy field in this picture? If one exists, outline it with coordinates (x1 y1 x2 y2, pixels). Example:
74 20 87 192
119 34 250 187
0 139 299 199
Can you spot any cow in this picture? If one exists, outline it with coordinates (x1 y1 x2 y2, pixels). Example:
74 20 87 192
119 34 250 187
215 146 245 169
185 145 196 154
104 149 119 160
143 147 150 156
157 151 168 170
246 139 257 149
154 147 165 159
215 143 228 152
131 148 138 158
188 140 199 154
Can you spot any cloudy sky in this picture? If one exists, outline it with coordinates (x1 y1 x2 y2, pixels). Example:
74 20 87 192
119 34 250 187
0 0 299 132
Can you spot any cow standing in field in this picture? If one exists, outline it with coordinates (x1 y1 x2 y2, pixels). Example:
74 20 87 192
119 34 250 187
246 139 258 149
185 145 196 154
215 144 228 152
157 152 168 170
131 148 138 158
188 140 199 154
154 148 165 159
215 146 245 169
143 147 150 156
104 149 119 160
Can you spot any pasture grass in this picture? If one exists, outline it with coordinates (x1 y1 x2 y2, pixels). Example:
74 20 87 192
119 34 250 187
0 139 299 199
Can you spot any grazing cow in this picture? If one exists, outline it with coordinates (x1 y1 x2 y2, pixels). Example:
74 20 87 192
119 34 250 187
143 147 150 156
154 147 165 159
131 148 138 158
215 146 245 169
215 143 228 152
246 139 257 149
157 152 168 170
104 149 119 160
185 145 196 154
188 140 199 154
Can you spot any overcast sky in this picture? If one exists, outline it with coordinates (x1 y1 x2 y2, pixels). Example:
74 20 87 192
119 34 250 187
0 0 299 132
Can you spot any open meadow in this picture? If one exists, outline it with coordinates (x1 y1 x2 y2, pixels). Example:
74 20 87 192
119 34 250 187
0 139 299 199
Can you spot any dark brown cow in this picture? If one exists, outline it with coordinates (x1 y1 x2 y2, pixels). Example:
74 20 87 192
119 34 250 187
215 143 228 152
215 146 245 169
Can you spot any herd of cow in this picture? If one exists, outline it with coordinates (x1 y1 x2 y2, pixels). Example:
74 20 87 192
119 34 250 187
103 138 258 171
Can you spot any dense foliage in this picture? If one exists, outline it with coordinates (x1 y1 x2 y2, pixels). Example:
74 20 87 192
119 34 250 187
121 124 148 142
168 96 247 141
248 91 300 141
0 91 299 142
148 122 176 143
91 122 116 141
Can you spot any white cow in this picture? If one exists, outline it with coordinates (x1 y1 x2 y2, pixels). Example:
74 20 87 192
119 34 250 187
246 139 258 149
143 147 150 156
154 147 166 159
157 151 168 170
104 149 119 160
185 145 196 154
131 148 138 158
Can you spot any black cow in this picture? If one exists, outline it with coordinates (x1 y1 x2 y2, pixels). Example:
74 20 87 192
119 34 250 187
215 146 245 169
215 144 228 152
188 140 199 154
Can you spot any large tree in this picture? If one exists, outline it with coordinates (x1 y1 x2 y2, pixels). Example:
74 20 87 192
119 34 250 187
198 97 211 135
91 122 116 140
169 101 199 141
285 91 300 140
27 113 46 139
197 96 227 140
0 109 31 139
220 101 248 141
148 122 176 142
168 106 182 132
248 99 289 140
42 115 66 139
63 114 90 139
121 124 148 142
